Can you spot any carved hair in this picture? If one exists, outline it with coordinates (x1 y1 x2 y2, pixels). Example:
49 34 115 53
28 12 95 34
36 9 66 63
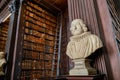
71 19 88 32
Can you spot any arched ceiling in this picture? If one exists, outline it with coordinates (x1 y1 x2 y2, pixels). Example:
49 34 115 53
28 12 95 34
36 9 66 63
43 0 67 10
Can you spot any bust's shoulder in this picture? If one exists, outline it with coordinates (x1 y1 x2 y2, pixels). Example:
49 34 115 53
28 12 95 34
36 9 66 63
87 34 102 43
88 34 99 38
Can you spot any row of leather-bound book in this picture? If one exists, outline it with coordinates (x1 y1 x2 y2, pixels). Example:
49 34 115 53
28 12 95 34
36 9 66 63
0 22 8 52
20 1 59 79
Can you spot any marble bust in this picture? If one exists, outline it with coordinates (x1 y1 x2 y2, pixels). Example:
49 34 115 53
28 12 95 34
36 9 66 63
66 19 103 75
0 52 6 75
66 19 103 59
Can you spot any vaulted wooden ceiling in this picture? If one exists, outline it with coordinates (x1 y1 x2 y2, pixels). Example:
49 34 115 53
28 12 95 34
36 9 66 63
0 0 67 12
44 0 67 10
0 0 10 13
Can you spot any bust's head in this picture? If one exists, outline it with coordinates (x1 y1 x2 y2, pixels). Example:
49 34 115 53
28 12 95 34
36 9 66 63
70 19 88 36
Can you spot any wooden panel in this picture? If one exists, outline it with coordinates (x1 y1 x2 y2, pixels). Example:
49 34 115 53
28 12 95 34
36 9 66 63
68 0 100 35
67 0 108 80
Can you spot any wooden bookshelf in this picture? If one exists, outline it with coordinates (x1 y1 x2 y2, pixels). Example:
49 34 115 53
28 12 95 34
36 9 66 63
0 19 9 52
20 1 61 79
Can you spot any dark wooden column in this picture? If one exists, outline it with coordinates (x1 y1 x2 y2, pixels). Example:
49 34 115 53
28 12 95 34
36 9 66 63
10 0 26 80
60 9 69 75
67 0 120 80
95 0 120 80
5 0 20 80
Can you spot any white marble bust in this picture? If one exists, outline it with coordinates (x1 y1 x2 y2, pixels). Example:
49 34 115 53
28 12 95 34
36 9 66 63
66 19 103 59
0 52 6 75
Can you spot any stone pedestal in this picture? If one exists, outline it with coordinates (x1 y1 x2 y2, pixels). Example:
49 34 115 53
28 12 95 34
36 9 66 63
55 75 105 80
69 59 97 75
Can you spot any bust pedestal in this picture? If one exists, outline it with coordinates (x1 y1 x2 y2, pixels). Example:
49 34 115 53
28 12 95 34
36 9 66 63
55 75 105 80
69 59 96 75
